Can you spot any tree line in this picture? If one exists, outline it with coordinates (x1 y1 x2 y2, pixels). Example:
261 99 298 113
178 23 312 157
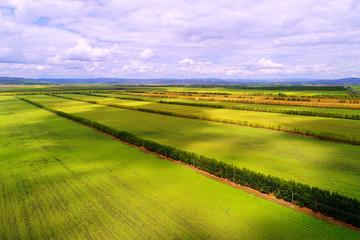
273 97 311 102
51 94 360 146
18 96 360 227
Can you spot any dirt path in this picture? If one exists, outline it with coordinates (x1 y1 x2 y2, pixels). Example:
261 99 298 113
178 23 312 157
22 98 360 233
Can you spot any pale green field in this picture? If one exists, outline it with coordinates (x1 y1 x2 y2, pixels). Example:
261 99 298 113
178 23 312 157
23 95 360 199
60 93 360 144
3 96 358 239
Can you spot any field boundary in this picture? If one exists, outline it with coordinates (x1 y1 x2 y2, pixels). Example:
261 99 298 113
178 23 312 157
18 96 360 229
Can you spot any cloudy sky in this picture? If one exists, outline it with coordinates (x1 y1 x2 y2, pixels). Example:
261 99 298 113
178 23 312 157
0 0 359 79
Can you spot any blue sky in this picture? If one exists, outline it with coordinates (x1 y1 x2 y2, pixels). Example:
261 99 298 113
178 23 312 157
0 0 359 79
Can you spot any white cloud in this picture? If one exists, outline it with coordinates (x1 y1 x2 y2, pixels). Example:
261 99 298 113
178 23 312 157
122 61 141 71
110 44 124 55
63 40 110 61
256 58 284 69
121 60 163 74
179 58 195 65
0 12 22 36
197 61 212 65
139 48 155 60
0 0 359 78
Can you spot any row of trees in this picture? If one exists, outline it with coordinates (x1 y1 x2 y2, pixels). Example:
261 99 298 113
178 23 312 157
53 94 360 146
274 92 355 99
273 97 311 102
18 96 360 227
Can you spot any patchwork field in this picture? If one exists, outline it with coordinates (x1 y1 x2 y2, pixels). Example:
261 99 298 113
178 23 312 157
22 95 360 199
122 86 350 97
103 92 360 116
118 89 360 109
3 96 359 239
58 93 360 143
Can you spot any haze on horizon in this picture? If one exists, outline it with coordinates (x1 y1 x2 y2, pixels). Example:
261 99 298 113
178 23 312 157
0 0 359 80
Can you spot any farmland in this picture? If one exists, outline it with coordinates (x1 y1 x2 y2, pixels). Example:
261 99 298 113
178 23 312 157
3 96 359 239
116 87 360 110
3 0 360 237
120 86 350 97
1 83 360 238
56 93 360 144
21 94 360 200
102 92 360 117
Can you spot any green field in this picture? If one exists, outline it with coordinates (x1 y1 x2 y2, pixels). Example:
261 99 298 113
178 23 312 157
3 96 359 239
59 93 360 142
22 95 360 199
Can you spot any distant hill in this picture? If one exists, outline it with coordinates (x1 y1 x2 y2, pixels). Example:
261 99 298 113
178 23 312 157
311 77 360 85
1 76 360 85
0 77 53 85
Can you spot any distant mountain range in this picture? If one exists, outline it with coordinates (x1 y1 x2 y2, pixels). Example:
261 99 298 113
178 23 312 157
1 76 360 85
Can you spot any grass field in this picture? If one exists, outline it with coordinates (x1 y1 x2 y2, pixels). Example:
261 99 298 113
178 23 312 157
22 95 360 199
59 93 360 143
3 96 358 239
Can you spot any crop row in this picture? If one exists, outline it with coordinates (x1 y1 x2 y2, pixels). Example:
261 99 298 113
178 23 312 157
18 96 360 227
